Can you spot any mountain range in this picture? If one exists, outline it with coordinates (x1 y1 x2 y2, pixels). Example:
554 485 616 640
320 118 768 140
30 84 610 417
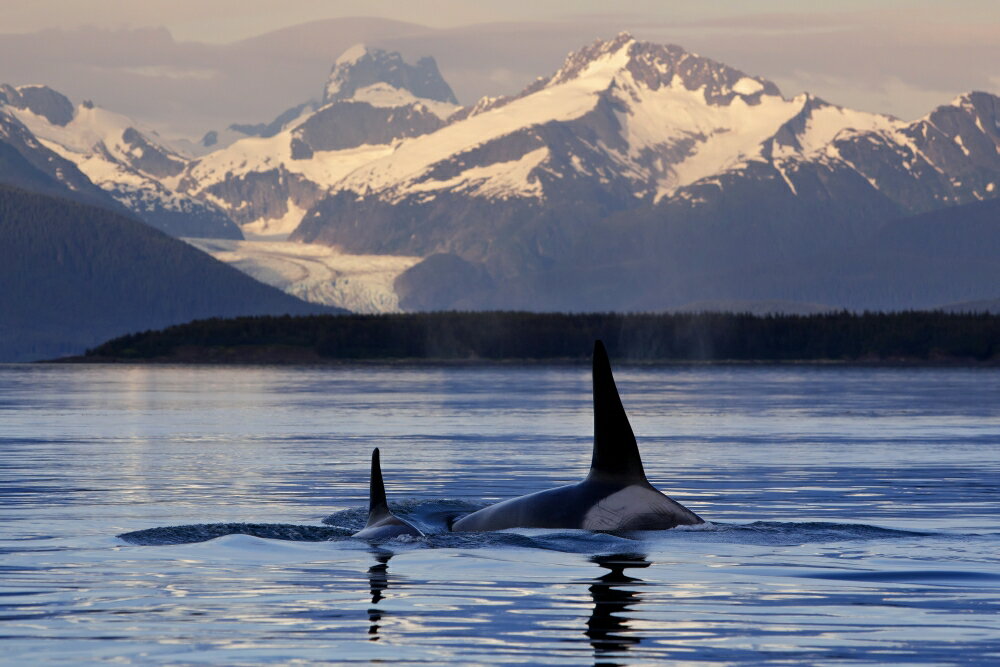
1 32 999 319
0 84 240 238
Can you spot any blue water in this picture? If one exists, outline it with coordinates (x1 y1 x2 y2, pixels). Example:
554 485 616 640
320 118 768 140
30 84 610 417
1 363 999 664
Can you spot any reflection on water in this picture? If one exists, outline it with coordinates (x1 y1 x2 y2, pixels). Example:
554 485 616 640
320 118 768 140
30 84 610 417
587 553 650 661
1 364 999 664
363 548 657 658
368 549 393 640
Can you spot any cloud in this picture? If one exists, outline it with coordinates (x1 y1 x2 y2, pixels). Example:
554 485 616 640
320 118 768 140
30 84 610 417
116 66 219 81
486 68 521 88
772 72 970 121
622 9 1000 119
1 10 997 138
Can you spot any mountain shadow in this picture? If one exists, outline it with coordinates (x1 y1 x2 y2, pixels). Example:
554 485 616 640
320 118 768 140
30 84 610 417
0 185 336 361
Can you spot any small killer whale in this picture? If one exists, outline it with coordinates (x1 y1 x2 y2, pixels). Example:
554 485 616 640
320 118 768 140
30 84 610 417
352 448 424 540
451 341 704 532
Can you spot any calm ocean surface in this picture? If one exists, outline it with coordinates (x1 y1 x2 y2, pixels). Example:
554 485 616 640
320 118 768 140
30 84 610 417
1 363 999 664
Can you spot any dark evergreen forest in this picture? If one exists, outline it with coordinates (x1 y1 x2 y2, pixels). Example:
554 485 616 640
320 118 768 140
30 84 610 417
81 311 1000 363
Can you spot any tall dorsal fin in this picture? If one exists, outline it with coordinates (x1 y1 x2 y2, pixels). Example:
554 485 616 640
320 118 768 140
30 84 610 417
367 448 390 521
589 340 648 483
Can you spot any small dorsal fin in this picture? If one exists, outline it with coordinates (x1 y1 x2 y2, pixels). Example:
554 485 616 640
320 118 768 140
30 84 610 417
589 340 648 483
367 448 390 521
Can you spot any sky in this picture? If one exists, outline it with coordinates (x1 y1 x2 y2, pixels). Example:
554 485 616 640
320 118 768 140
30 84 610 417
4 0 997 42
1 1 997 138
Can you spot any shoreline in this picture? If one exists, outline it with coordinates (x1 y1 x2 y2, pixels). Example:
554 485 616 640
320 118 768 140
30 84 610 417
45 354 1000 369
50 311 1000 368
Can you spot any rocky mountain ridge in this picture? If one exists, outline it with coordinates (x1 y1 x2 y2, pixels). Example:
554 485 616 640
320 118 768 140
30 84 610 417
1 35 998 313
288 35 997 311
177 46 459 236
0 84 241 238
0 108 122 210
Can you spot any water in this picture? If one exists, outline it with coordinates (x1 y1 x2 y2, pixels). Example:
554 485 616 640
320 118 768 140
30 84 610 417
1 363 999 664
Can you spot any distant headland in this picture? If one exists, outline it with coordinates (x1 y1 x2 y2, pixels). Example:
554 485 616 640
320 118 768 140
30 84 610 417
52 311 1000 366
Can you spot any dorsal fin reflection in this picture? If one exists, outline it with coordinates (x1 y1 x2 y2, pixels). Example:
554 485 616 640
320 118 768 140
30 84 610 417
367 549 393 640
587 553 650 657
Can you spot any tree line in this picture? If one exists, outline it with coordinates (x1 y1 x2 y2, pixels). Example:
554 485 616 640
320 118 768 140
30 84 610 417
80 311 1000 363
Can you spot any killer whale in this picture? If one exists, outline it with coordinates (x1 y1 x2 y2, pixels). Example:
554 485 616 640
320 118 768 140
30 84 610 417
352 448 424 540
451 341 703 532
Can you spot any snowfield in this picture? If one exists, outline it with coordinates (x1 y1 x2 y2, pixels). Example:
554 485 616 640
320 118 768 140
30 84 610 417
185 238 419 313
334 35 903 205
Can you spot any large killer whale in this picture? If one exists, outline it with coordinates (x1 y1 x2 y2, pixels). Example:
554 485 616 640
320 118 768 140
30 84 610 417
352 448 424 540
451 341 704 532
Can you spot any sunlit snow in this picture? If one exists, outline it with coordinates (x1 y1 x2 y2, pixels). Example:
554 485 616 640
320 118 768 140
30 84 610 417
404 146 548 200
351 83 459 120
731 77 765 96
338 38 637 196
186 238 420 313
185 132 394 193
240 200 309 238
5 101 202 214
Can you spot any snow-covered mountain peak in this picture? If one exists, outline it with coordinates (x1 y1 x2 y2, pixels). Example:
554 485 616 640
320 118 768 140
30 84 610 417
545 32 637 87
767 94 901 162
3 94 187 174
348 82 459 120
903 91 999 144
323 45 458 106
336 43 371 66
0 84 239 238
0 84 74 126
934 91 1000 129
538 34 781 108
200 45 462 155
175 45 467 237
942 91 995 112
320 33 919 211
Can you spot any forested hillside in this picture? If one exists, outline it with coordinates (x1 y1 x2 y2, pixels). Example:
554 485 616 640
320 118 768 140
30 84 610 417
0 186 335 361
79 311 1000 364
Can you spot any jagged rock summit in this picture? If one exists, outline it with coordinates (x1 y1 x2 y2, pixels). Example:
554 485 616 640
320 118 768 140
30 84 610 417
288 45 459 159
5 33 996 314
0 84 75 126
179 44 461 236
200 44 459 151
287 33 999 311
291 33 895 249
539 31 780 104
323 44 458 106
299 32 897 215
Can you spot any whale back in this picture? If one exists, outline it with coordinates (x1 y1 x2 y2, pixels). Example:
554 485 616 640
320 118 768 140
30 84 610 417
449 341 703 532
590 340 648 484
